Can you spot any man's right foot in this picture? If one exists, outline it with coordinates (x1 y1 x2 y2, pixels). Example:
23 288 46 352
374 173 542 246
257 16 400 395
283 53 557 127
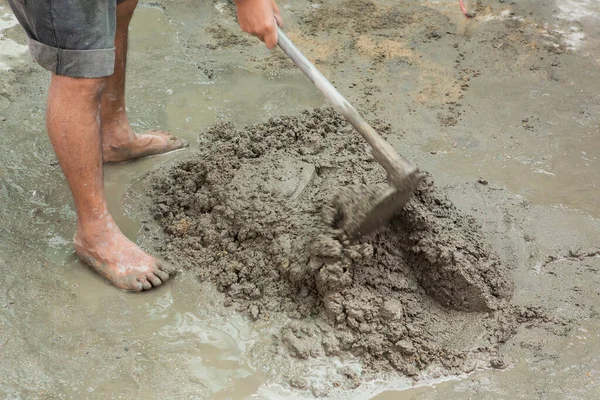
74 219 172 291
102 130 188 164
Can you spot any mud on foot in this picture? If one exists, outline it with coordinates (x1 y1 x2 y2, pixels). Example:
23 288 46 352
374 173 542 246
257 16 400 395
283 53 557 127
74 221 173 291
102 130 189 163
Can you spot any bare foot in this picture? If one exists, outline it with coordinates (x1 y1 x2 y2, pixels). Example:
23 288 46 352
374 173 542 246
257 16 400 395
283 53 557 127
102 130 189 163
74 219 172 291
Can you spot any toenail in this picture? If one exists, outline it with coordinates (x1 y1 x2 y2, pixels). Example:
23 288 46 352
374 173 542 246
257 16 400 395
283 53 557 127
155 270 169 281
148 274 162 286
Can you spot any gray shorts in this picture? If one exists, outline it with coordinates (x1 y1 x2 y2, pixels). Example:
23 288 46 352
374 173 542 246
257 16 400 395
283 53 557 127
7 0 127 78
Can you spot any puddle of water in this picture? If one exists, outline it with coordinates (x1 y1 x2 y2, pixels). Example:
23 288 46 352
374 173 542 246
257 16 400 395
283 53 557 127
420 80 600 217
164 67 325 133
50 265 269 398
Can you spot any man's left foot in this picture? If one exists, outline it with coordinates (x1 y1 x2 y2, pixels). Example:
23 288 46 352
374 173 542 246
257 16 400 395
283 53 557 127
102 130 188 163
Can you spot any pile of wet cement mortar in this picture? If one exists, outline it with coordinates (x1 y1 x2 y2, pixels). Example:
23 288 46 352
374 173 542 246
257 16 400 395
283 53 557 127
145 108 517 380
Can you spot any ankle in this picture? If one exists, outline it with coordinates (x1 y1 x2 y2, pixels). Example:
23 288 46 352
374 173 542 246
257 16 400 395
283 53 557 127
101 117 135 145
75 214 120 244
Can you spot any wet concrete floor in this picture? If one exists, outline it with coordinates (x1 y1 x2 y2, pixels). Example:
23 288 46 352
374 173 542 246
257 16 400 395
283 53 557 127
1 0 599 398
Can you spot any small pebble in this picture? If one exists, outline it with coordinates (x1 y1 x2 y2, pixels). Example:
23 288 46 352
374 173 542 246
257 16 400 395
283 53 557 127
490 358 506 369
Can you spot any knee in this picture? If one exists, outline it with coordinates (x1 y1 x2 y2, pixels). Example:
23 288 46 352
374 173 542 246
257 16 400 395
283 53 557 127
51 74 107 102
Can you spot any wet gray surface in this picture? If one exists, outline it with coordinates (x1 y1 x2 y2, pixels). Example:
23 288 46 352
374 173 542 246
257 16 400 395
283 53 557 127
1 0 600 398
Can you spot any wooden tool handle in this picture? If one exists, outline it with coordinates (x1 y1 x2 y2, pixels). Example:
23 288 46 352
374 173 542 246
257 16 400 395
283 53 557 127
277 27 418 187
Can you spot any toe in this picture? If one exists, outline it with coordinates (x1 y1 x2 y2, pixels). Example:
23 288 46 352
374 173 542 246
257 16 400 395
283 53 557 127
128 280 143 292
169 137 189 150
156 261 176 277
144 131 187 153
147 273 162 287
154 269 170 281
138 278 152 290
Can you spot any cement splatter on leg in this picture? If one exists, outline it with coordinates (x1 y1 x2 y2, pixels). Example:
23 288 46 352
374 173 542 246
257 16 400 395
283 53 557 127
74 221 174 291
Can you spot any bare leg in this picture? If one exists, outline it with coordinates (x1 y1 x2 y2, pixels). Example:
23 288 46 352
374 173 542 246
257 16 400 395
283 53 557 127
47 74 171 290
100 0 187 163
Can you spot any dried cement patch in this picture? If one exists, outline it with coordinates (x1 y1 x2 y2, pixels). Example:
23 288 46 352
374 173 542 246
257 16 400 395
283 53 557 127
143 108 517 387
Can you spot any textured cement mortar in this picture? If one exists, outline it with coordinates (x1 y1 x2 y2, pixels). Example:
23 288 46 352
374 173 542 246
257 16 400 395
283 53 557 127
138 108 548 388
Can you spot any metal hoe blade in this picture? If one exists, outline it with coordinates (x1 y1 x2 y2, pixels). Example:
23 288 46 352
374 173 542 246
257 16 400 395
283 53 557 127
352 174 422 238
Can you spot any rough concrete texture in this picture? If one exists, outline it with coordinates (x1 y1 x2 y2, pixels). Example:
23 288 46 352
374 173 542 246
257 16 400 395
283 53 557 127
143 108 524 384
321 179 514 312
